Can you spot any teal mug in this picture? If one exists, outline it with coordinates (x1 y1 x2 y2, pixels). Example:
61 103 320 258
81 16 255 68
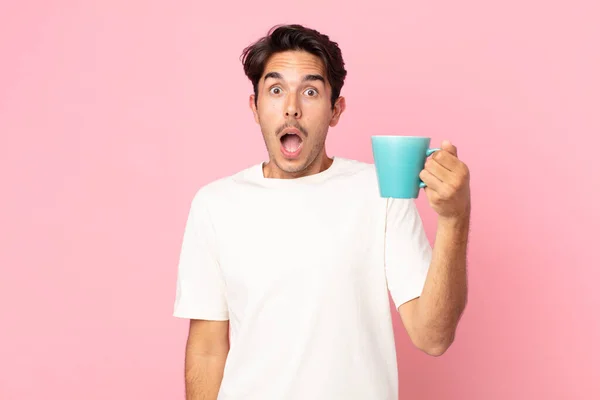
371 135 440 199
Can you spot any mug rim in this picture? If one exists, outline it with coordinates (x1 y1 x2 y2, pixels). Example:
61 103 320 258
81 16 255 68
371 135 431 139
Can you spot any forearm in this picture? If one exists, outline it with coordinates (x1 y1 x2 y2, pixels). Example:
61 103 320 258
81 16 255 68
184 347 228 400
415 214 469 352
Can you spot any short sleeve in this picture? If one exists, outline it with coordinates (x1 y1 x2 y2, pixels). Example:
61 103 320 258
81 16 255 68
173 191 229 320
384 198 433 309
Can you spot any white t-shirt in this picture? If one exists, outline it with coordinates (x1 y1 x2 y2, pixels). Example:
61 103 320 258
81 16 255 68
173 156 432 400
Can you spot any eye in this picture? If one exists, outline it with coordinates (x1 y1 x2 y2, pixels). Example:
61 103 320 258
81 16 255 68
304 88 318 97
269 87 282 95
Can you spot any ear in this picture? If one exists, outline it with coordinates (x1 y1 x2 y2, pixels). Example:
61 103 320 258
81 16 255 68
249 94 259 124
329 96 346 127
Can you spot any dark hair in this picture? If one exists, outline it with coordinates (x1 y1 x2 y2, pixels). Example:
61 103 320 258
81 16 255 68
240 24 347 109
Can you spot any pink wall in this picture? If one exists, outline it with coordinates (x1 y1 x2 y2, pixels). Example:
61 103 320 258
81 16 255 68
1 1 598 399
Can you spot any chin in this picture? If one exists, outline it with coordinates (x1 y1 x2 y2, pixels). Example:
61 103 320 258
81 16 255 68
276 156 308 174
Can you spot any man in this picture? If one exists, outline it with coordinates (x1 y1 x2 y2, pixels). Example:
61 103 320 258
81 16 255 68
173 24 470 400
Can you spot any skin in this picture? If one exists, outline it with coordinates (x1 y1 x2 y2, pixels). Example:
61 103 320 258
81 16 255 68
249 50 346 179
184 319 229 399
184 50 471 399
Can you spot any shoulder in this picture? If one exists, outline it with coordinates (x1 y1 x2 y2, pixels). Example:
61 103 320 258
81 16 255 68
335 157 422 215
332 157 378 182
332 157 382 197
188 163 260 211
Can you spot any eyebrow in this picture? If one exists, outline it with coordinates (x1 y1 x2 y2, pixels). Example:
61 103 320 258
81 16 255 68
303 74 325 84
263 72 325 84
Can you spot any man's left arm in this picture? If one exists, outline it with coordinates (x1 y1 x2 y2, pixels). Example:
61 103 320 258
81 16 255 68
399 140 471 357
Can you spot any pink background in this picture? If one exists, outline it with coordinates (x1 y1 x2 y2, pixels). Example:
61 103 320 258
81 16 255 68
1 1 599 399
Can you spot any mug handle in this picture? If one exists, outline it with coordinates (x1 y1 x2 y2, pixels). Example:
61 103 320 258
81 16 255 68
419 148 441 188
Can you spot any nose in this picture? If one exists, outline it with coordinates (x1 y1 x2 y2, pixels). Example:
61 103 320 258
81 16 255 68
285 95 301 119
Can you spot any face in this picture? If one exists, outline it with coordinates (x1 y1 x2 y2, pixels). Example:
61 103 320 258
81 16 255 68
250 50 345 179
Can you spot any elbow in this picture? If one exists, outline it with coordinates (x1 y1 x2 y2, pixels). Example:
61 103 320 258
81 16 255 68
420 341 452 357
406 301 466 357
413 332 455 357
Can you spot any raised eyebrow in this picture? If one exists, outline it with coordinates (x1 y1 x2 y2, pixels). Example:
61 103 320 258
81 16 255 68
263 72 325 86
264 72 283 81
303 74 325 84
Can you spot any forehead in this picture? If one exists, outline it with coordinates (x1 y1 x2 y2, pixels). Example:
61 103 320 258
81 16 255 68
262 51 326 80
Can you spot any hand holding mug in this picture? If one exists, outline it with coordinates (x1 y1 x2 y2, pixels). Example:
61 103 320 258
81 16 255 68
419 140 471 220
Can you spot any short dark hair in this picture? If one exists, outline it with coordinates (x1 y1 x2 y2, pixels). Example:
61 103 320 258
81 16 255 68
240 24 347 109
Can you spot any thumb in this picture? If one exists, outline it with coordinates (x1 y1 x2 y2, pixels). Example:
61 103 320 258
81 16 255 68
441 140 457 157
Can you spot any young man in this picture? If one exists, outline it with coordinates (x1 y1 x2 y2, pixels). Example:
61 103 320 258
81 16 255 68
173 24 471 400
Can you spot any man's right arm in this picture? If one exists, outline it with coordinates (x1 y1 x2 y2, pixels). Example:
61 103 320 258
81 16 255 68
184 319 230 400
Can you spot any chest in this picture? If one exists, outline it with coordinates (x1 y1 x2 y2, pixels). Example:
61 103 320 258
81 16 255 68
213 190 386 297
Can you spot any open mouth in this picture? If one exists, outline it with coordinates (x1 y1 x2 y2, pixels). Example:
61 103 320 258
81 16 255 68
280 133 303 158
